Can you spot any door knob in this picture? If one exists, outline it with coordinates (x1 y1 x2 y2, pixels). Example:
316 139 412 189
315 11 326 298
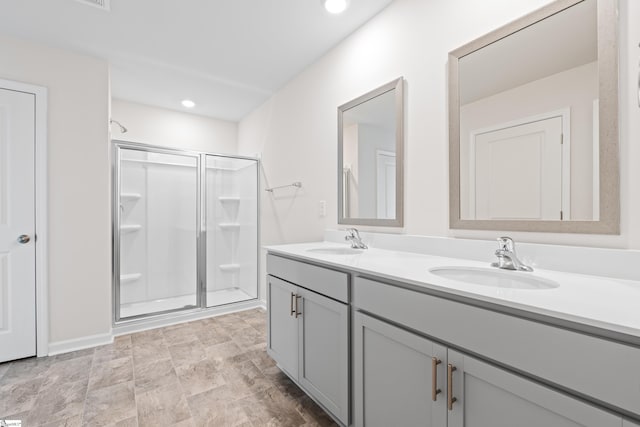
17 234 30 244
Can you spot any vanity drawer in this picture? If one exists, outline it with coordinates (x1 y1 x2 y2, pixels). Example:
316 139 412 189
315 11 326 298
353 276 640 416
267 254 349 303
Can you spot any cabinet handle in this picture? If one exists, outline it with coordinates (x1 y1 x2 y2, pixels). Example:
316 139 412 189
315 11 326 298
290 292 295 316
295 295 302 318
431 357 442 401
447 363 457 411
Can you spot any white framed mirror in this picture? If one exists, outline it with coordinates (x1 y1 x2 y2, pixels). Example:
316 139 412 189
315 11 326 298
449 0 619 234
338 77 404 227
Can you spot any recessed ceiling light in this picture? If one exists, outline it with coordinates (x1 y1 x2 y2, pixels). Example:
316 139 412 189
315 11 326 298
181 99 195 108
323 0 349 14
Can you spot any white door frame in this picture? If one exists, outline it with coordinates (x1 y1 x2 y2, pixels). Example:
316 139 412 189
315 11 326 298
468 108 571 220
0 78 48 357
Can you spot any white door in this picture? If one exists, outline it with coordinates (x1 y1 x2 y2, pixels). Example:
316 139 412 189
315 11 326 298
472 116 563 220
0 88 36 362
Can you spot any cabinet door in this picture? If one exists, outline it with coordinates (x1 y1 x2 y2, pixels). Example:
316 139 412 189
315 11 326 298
354 312 447 427
447 350 622 427
266 275 298 378
624 421 640 427
297 287 349 426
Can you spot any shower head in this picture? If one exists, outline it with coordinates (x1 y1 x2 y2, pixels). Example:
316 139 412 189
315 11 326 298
110 119 128 133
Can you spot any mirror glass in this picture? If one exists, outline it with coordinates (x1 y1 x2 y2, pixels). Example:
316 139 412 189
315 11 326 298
338 78 404 227
450 0 619 233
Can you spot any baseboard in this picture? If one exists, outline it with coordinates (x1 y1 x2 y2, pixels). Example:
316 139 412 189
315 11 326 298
47 331 113 356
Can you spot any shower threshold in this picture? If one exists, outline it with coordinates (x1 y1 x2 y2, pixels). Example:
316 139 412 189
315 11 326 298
120 288 255 319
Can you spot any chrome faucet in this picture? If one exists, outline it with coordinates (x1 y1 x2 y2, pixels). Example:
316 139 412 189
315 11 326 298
345 228 368 249
491 237 533 272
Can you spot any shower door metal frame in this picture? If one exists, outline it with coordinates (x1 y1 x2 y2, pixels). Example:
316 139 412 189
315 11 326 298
112 140 261 325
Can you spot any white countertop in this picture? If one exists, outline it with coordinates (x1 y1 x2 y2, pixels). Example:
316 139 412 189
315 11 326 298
266 241 640 342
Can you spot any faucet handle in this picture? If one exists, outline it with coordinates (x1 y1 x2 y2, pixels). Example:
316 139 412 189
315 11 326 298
497 236 515 252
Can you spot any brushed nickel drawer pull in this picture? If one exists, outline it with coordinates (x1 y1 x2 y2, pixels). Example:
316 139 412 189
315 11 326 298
432 357 442 401
447 363 457 411
295 295 302 318
290 292 295 316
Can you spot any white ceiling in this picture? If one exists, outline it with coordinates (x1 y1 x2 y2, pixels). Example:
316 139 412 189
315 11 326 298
0 0 394 120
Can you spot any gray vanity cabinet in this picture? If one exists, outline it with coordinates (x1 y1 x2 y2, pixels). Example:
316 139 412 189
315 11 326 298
296 286 349 425
354 310 623 427
266 256 350 426
266 276 299 378
446 350 621 427
354 312 447 427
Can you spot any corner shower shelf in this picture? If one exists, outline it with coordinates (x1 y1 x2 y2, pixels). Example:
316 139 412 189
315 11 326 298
120 273 142 284
120 224 142 233
218 196 241 202
219 264 241 272
219 223 241 230
120 192 142 201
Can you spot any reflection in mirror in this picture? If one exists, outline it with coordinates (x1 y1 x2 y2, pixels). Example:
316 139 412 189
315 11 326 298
338 78 403 227
449 0 619 233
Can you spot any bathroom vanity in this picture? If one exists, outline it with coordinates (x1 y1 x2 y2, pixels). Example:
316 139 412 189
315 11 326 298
265 241 640 427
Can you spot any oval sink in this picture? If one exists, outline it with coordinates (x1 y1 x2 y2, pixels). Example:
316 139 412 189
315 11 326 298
307 247 365 255
428 266 559 290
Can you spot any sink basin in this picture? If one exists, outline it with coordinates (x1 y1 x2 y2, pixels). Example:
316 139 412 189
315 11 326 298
307 247 365 255
428 266 559 290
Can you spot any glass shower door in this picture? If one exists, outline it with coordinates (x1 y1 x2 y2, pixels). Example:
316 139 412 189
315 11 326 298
205 155 258 307
116 147 200 320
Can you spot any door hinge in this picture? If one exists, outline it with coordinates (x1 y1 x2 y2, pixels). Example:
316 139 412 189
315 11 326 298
560 210 564 220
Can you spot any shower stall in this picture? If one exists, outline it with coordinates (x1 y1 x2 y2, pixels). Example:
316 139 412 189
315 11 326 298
112 141 259 322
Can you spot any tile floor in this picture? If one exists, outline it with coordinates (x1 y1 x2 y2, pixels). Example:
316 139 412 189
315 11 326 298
0 308 337 427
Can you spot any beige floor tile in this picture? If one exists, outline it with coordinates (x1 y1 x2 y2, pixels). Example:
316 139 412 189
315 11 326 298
187 386 251 427
136 383 191 427
0 361 12 379
83 381 137 426
242 346 276 373
222 359 272 399
0 309 336 427
162 325 200 347
41 355 93 391
52 348 96 363
167 340 206 368
27 379 88 425
194 326 232 347
175 358 226 397
89 357 134 391
232 326 266 349
0 377 43 416
130 329 163 346
215 317 253 333
204 341 249 367
38 414 83 427
133 359 178 394
131 341 171 367
295 395 339 427
93 337 132 365
2 357 52 384
239 386 307 427
112 416 138 427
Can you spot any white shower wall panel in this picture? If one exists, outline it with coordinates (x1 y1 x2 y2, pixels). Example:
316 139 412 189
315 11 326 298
237 163 258 299
119 163 148 304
